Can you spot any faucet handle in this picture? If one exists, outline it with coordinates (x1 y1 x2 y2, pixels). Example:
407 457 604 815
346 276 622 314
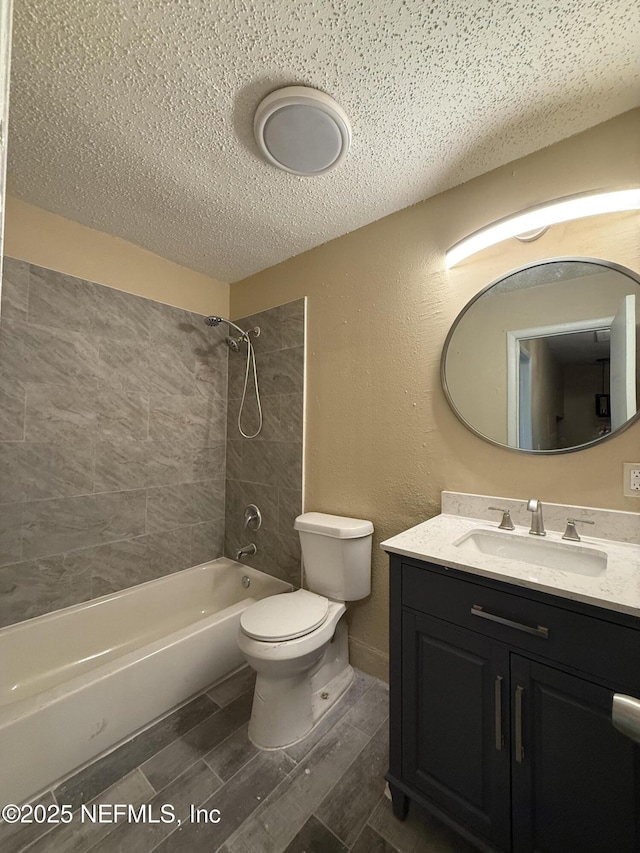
243 504 262 531
562 518 595 542
488 507 515 531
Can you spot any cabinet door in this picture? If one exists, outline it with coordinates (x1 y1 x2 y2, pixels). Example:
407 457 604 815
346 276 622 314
511 655 640 853
402 611 511 850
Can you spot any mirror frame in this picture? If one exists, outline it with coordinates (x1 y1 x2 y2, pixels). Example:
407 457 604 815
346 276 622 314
441 256 640 454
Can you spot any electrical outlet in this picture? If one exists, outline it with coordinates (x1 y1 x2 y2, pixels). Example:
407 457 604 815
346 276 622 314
623 463 640 497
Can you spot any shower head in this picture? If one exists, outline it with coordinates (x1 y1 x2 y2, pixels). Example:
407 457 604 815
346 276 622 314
204 315 248 338
204 316 261 357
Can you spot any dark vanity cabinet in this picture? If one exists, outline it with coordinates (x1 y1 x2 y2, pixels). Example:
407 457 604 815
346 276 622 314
387 555 640 853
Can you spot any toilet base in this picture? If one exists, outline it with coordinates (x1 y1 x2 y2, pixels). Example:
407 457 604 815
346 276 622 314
247 619 353 750
310 662 354 732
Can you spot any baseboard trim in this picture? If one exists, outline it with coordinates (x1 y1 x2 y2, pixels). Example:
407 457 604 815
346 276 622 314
348 636 389 682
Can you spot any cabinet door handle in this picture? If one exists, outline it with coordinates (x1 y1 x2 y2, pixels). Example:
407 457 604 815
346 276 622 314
612 694 640 744
495 675 504 751
471 604 549 639
515 685 525 763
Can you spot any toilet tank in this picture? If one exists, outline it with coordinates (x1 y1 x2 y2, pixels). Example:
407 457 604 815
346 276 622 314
294 512 373 601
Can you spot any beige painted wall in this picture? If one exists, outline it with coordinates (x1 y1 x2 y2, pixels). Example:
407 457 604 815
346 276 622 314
230 109 640 681
3 196 229 314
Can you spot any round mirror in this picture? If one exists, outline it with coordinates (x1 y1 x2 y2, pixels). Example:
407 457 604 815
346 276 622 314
441 258 640 453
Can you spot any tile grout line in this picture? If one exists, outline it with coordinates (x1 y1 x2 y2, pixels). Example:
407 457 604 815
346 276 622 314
312 811 353 851
143 772 224 853
1 797 57 853
349 711 390 739
54 772 157 853
15 767 154 853
153 746 285 853
361 794 394 851
306 714 377 815
220 718 372 853
135 684 256 794
18 823 56 853
105 765 225 853
17 499 25 565
139 769 159 798
219 763 294 853
83 776 153 853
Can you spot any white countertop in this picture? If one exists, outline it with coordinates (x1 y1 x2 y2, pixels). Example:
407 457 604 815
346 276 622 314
381 513 640 619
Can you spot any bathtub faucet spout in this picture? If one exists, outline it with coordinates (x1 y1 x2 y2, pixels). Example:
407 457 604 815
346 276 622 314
236 543 257 560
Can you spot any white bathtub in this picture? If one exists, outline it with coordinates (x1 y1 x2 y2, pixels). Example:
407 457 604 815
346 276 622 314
0 558 291 806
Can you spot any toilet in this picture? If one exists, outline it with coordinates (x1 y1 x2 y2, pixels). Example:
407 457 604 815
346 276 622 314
238 511 373 749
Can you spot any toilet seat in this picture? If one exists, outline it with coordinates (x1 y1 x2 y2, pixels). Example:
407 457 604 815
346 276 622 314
240 589 329 642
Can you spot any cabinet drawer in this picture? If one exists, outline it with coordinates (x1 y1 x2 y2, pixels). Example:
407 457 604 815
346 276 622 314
402 561 640 692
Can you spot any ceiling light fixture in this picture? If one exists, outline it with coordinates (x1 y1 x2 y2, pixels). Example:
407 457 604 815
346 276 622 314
254 86 351 176
445 188 640 269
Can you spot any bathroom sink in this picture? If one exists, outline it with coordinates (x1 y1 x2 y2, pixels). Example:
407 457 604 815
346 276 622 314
453 530 607 576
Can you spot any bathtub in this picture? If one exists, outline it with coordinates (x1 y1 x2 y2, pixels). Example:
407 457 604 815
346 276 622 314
0 558 291 806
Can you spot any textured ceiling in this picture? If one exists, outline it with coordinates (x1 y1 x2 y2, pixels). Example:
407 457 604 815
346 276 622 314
7 0 640 283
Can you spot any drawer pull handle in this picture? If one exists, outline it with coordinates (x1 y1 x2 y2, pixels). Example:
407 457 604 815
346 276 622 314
495 675 504 751
612 694 640 744
515 685 525 763
471 604 549 639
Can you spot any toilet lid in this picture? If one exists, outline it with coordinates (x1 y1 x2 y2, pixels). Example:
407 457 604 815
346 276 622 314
241 589 329 641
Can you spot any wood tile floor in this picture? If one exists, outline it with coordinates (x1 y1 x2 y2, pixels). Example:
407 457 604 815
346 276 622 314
2 668 477 853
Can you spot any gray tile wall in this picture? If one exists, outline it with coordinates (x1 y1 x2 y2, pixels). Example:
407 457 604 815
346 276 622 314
224 299 304 587
0 258 230 627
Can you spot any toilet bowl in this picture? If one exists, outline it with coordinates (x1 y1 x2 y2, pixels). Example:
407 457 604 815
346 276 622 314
238 590 350 748
238 512 373 749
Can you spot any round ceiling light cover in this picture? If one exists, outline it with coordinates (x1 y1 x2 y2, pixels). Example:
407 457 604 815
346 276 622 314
254 86 351 176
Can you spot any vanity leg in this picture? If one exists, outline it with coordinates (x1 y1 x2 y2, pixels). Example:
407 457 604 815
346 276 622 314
389 783 409 820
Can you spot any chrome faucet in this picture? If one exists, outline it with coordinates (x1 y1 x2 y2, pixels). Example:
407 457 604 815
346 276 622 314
488 506 515 531
562 518 595 542
236 543 257 560
526 499 546 536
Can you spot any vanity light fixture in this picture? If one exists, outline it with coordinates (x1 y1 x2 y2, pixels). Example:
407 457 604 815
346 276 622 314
445 188 640 269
